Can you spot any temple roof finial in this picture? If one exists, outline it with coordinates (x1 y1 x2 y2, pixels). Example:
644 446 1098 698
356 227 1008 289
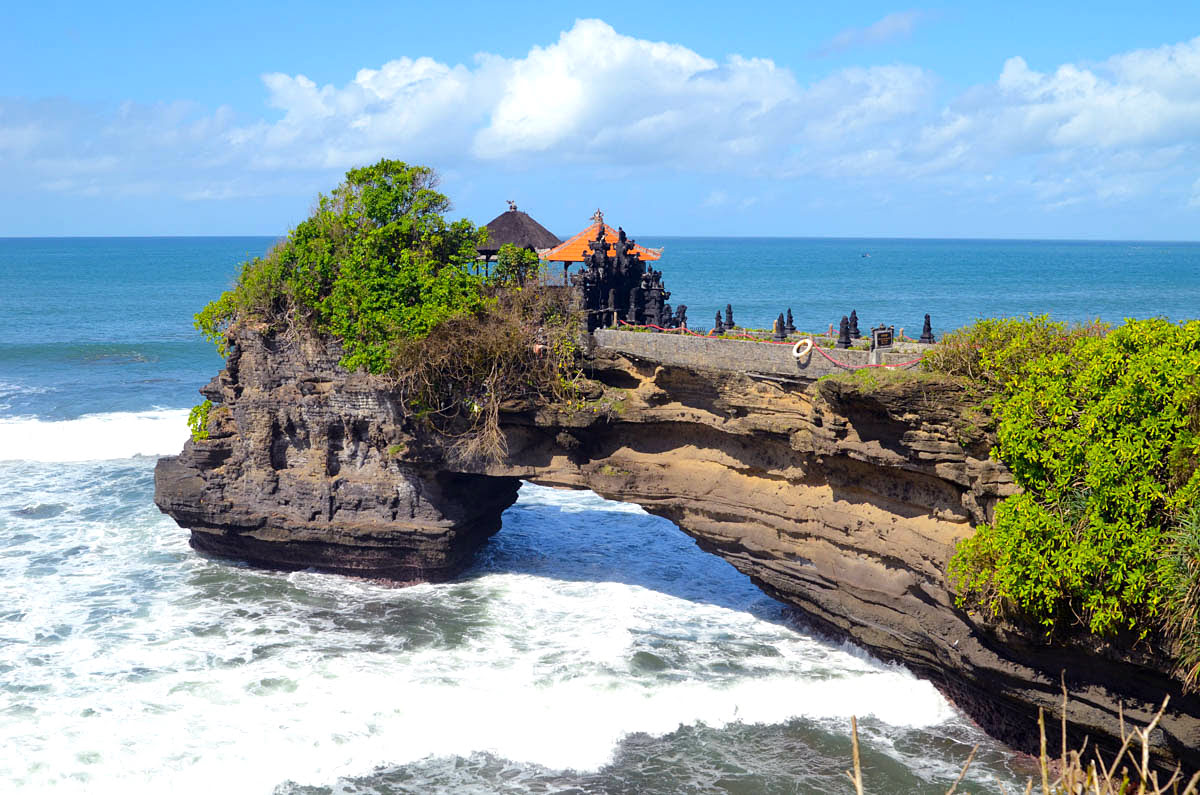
590 208 604 226
507 199 517 212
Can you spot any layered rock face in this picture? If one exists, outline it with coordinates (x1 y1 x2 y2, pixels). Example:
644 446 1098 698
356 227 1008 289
155 325 1200 767
154 328 520 583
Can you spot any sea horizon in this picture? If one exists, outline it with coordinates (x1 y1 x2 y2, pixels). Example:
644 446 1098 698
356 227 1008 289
4 233 1200 244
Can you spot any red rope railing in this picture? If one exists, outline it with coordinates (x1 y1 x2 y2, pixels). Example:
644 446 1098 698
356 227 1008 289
613 320 925 370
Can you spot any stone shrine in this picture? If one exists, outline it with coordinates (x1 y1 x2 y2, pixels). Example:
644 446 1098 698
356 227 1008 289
572 226 682 333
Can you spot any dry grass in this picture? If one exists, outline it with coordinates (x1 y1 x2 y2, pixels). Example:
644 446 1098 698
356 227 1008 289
847 685 1198 794
1163 506 1200 691
387 284 584 464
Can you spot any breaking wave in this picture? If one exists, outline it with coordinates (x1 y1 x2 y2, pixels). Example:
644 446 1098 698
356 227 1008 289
0 409 190 462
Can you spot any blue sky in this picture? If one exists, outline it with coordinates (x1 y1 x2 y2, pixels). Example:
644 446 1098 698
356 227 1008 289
3 1 1200 239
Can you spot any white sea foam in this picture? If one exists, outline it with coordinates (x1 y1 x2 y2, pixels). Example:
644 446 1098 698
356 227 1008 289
1 571 957 793
0 408 189 462
0 379 51 397
0 379 52 413
0 470 1016 793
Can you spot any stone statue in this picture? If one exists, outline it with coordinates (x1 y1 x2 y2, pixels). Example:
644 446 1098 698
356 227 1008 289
714 310 725 335
645 284 664 329
725 304 735 330
785 309 796 335
615 227 631 274
836 316 852 349
919 314 935 344
848 310 861 340
627 286 643 325
773 313 786 341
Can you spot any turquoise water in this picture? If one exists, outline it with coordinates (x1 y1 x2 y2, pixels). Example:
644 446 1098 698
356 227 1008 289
3 235 1198 420
647 236 1200 337
0 237 252 419
6 235 1199 792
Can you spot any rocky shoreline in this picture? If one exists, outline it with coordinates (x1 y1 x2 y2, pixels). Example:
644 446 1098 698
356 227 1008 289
155 323 1200 768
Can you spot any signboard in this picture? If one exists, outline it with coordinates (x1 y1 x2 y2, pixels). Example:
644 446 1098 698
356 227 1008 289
871 326 894 350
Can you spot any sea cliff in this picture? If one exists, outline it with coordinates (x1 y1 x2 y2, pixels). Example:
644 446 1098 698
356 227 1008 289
155 322 1200 768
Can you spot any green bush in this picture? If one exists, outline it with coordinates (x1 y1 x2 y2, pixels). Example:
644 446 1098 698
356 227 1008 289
191 159 588 463
387 284 584 461
922 314 1107 401
187 400 212 442
195 159 488 373
492 243 542 287
944 317 1200 644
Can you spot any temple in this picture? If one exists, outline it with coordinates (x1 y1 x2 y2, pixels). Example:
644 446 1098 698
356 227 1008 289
546 211 682 333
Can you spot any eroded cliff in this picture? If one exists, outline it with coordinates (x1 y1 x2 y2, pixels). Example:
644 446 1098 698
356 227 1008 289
155 323 1200 768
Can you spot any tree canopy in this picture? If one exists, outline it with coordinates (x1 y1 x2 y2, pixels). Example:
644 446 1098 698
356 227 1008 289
195 159 488 373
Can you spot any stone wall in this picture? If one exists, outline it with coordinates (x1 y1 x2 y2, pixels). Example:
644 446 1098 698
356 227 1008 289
592 328 923 380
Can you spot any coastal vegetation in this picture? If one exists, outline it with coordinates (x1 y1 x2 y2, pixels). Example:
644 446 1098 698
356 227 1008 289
926 316 1200 686
187 399 212 442
849 691 1199 793
191 159 583 459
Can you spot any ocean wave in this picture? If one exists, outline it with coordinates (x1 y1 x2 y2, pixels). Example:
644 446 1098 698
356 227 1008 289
0 379 52 397
0 408 190 462
0 466 1017 793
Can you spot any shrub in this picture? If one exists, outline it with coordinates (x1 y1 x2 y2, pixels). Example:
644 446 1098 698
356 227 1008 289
492 243 542 287
194 159 488 373
187 400 212 442
192 160 587 463
922 314 1108 402
1162 506 1200 689
387 285 583 462
945 317 1200 642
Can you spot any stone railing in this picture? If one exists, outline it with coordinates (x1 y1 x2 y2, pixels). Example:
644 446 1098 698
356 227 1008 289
591 328 925 380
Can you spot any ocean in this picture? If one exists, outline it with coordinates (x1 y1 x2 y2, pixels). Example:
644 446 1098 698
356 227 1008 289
3 235 1200 793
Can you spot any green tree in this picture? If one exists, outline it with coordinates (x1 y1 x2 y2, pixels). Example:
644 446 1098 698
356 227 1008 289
492 243 542 287
195 159 488 373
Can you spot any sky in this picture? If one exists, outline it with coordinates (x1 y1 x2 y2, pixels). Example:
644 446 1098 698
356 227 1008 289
3 1 1200 239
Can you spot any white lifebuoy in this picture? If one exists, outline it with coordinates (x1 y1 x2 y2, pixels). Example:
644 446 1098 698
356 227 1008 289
792 338 814 360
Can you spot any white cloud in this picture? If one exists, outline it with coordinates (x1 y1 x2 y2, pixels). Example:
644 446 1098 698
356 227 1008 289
469 21 804 168
4 20 1200 222
250 56 488 169
905 38 1200 209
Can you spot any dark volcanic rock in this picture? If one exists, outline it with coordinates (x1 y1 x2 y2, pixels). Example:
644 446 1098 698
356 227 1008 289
153 326 520 583
155 323 1200 769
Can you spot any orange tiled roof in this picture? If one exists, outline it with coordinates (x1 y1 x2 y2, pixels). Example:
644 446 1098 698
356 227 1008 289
540 223 662 262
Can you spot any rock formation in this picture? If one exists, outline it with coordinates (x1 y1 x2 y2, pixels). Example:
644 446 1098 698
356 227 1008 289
156 323 1200 768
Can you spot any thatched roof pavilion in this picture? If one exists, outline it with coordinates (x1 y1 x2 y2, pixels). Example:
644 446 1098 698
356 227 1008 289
477 202 561 259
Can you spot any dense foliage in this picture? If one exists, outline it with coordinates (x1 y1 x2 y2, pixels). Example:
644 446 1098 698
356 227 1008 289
390 285 584 461
1163 506 1200 685
930 317 1200 681
195 159 488 372
492 243 543 287
922 315 1107 405
192 159 587 462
